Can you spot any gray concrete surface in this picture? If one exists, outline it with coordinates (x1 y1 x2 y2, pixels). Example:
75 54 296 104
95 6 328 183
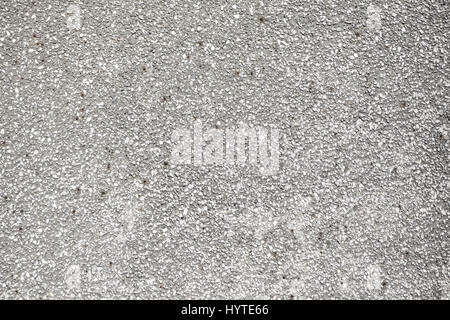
0 0 449 299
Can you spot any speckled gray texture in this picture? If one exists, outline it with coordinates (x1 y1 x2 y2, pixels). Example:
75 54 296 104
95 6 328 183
0 0 449 300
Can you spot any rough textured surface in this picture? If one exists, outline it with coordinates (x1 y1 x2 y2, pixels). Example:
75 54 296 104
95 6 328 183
0 0 449 300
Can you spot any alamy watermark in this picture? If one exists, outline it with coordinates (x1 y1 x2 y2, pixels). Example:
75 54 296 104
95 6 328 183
67 4 82 31
171 120 280 175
